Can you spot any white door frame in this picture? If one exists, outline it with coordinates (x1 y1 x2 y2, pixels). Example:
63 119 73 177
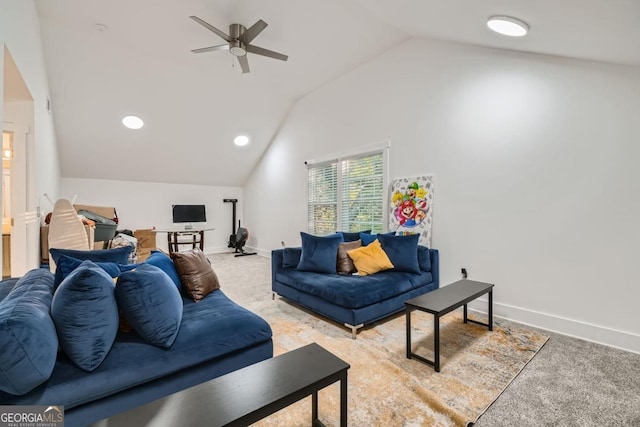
3 121 37 275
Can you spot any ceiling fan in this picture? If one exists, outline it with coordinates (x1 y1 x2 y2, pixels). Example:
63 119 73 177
189 16 288 74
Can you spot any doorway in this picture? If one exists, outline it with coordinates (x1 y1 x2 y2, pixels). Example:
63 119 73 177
2 46 37 277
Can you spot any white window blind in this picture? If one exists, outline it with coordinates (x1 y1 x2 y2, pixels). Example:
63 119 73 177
307 149 386 235
341 152 384 233
307 161 338 235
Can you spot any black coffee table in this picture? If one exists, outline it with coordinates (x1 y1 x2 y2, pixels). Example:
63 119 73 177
208 342 350 426
405 279 494 372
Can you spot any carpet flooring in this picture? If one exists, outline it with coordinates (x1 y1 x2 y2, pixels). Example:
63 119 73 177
94 254 640 427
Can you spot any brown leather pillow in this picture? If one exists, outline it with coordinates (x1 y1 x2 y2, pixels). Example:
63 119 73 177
170 248 220 302
336 240 362 275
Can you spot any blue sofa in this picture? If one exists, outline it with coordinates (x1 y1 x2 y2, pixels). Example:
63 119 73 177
0 269 273 427
272 246 439 338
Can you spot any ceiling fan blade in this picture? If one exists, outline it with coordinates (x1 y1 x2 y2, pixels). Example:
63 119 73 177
189 16 232 42
246 44 288 61
238 20 268 44
237 55 250 74
191 44 230 54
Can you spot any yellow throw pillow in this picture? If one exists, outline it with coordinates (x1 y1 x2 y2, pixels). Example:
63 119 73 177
346 239 394 276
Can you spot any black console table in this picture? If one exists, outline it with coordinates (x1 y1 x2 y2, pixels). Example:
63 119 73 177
209 342 350 426
405 279 494 372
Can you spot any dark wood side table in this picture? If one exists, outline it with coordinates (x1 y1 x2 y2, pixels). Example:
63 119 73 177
208 342 350 426
405 279 494 372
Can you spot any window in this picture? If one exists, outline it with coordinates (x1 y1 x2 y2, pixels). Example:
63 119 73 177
307 147 387 235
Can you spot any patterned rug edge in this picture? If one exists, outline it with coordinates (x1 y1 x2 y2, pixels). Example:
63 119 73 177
468 335 551 426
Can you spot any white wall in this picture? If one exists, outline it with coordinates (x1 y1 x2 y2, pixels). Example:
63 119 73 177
245 37 640 352
61 178 243 254
0 0 61 206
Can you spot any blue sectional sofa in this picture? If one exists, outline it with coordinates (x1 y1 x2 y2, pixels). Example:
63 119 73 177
272 245 439 338
0 268 273 427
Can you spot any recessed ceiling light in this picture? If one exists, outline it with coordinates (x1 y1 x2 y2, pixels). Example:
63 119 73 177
487 16 529 37
122 115 144 130
234 135 249 146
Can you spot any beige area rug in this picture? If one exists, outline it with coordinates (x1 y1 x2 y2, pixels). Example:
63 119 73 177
209 254 549 427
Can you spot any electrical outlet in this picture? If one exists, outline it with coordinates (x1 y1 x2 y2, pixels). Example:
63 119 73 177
461 268 468 279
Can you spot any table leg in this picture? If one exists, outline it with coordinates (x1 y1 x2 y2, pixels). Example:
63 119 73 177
434 315 440 372
463 304 468 324
340 372 348 427
488 290 493 331
199 230 204 251
312 390 318 424
406 309 411 359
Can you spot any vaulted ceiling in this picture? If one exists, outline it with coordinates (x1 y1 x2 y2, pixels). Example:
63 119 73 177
35 0 640 187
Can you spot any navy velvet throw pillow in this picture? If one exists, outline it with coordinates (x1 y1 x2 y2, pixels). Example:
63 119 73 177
360 231 395 246
0 269 58 395
50 246 133 270
51 260 119 371
116 264 183 348
54 254 138 288
417 245 432 272
282 247 302 268
377 233 420 274
296 232 344 274
143 250 181 290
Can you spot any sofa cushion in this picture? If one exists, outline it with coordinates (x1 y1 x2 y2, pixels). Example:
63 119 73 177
282 247 302 268
0 290 272 409
378 233 421 274
346 239 394 276
171 248 220 302
54 254 138 288
360 231 395 246
51 261 119 371
275 269 433 309
0 269 58 395
115 264 183 348
338 230 370 242
336 240 361 275
296 232 344 274
144 250 181 290
417 245 432 272
359 232 378 246
0 278 19 302
49 246 133 268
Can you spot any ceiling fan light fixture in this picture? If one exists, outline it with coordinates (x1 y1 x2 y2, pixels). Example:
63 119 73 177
487 16 529 37
122 115 144 130
234 135 250 146
229 40 247 57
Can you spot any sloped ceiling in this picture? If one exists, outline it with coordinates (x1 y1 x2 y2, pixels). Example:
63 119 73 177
35 0 640 187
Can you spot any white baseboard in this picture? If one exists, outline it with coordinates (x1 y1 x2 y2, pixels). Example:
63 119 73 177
248 247 270 258
468 299 640 355
204 246 237 255
206 246 269 257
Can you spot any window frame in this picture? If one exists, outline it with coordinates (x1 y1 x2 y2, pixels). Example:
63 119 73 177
306 141 390 235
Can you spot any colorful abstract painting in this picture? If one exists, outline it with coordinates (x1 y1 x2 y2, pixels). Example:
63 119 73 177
389 175 434 246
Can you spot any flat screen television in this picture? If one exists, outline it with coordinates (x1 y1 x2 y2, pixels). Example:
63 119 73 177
172 204 206 224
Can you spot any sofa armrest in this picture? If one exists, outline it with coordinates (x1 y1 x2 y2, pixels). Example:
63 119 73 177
271 249 284 291
429 249 439 289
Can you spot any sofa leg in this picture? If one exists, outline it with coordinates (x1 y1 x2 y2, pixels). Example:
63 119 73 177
344 323 364 339
272 292 277 300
